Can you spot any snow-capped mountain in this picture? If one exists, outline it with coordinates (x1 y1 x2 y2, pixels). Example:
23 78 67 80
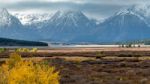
48 10 95 28
0 8 41 41
0 8 22 28
130 5 150 17
13 13 53 29
1 7 150 43
0 8 24 39
126 5 150 26
95 8 150 42
0 9 97 42
13 13 52 25
38 10 96 42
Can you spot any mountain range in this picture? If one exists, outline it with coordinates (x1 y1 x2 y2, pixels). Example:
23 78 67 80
1 5 150 43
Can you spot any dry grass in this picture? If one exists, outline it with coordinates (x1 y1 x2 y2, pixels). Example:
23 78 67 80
43 56 150 84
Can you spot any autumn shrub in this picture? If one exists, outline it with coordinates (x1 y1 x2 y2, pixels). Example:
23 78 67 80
0 48 6 53
15 48 30 52
0 53 60 84
30 48 38 52
16 48 38 53
96 51 104 59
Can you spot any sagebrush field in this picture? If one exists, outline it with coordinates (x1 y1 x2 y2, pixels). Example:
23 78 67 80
0 48 150 84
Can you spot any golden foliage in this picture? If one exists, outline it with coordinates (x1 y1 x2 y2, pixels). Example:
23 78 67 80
0 53 60 84
15 48 38 53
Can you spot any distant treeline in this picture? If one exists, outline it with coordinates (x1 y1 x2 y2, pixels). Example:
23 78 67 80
0 38 48 46
115 39 150 45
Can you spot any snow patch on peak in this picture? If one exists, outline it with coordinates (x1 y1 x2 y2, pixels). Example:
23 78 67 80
116 8 135 15
13 13 53 25
0 8 22 29
115 7 146 22
118 5 150 26
0 8 12 27
131 4 150 17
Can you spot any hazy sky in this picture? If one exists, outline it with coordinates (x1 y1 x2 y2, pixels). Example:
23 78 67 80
0 0 148 20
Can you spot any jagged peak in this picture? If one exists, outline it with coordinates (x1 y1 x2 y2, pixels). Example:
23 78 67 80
0 8 9 16
116 4 150 17
114 6 146 20
131 4 150 17
57 10 82 14
53 9 84 19
0 8 22 27
116 8 135 16
133 4 150 11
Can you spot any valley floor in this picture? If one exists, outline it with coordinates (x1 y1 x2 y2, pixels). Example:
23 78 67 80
1 47 150 84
